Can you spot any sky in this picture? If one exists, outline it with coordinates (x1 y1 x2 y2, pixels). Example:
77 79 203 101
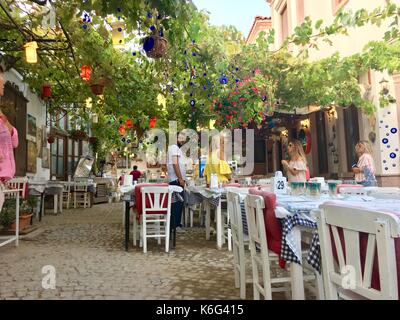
192 0 271 38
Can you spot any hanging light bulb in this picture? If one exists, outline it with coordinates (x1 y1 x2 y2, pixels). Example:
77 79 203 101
24 41 38 64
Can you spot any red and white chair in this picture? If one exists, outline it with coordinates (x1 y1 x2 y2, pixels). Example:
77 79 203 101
136 186 181 254
316 203 400 299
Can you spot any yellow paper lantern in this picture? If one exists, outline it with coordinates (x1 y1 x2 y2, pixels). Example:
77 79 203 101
209 119 216 129
24 41 38 64
86 97 92 109
112 22 125 48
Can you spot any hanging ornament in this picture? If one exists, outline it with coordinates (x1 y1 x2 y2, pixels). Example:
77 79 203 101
149 117 157 128
24 41 38 64
80 65 91 81
219 75 229 85
41 84 51 98
119 125 126 136
112 22 125 48
125 119 133 128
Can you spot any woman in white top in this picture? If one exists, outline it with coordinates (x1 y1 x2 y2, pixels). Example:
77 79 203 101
281 139 307 183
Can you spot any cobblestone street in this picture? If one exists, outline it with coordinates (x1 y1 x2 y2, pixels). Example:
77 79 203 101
0 202 256 300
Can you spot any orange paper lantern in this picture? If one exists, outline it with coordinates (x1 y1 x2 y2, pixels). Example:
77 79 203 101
81 65 91 81
118 125 126 136
149 117 157 128
125 119 133 128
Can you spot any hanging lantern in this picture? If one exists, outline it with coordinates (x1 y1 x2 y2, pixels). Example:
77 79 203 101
86 97 92 109
24 41 38 64
81 65 91 81
112 22 125 48
149 117 157 128
119 125 126 136
41 84 51 98
125 119 133 128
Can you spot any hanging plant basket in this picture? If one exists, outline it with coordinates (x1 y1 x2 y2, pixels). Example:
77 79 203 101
90 84 104 95
143 35 168 59
47 135 55 144
69 129 88 141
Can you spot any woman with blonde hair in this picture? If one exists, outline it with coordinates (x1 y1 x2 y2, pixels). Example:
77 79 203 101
281 139 307 183
352 140 377 186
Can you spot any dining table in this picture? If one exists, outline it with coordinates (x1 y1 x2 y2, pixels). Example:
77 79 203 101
274 192 400 300
28 180 65 221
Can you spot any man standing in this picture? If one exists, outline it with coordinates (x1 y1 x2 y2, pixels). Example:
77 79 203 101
167 132 186 245
0 66 19 211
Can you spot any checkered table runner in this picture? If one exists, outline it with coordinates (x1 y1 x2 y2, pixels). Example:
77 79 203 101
280 212 321 274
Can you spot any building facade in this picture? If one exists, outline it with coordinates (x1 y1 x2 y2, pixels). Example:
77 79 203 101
265 0 400 185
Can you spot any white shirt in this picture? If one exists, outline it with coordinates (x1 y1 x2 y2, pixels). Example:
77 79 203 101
167 144 186 182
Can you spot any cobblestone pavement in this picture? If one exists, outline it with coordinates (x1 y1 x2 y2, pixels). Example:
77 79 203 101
0 203 314 300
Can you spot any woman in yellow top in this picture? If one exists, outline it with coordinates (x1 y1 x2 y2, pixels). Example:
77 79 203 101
203 149 232 185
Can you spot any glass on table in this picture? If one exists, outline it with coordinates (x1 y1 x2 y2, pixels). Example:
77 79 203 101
290 182 305 195
327 180 342 197
307 182 321 198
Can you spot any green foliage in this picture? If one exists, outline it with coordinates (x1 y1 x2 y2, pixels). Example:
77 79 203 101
0 199 16 229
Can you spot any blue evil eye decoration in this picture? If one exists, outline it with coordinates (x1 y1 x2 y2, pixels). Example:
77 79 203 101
150 25 156 31
391 128 398 134
121 137 126 143
190 92 193 97
143 37 155 52
390 153 397 159
203 86 207 90
117 8 122 12
235 78 240 83
190 100 196 107
219 75 229 85
118 27 123 32
169 86 174 92
147 12 153 18
203 73 207 76
132 52 137 56
127 139 131 144
262 95 267 102
192 52 197 57
184 50 187 55
382 138 389 144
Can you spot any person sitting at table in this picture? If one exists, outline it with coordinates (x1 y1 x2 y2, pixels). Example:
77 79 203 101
203 139 232 186
281 139 307 183
352 140 377 187
129 165 141 182
0 66 19 212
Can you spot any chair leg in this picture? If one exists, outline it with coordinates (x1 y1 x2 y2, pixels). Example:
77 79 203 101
74 193 77 209
165 215 171 253
239 265 246 299
143 218 147 253
133 212 137 247
228 228 232 251
157 220 161 245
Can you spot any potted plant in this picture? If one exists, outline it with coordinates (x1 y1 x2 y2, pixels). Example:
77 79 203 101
0 197 36 232
69 129 88 141
142 29 168 59
47 134 55 144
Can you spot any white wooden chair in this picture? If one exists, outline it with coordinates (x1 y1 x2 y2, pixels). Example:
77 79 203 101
5 177 28 200
245 194 321 300
245 194 293 299
365 187 400 199
339 187 367 196
316 203 400 300
138 186 173 254
73 180 90 208
227 189 250 299
62 182 71 209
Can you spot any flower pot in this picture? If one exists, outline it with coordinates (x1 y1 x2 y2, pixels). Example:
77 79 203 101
47 136 55 144
143 35 168 59
90 84 104 95
10 214 33 232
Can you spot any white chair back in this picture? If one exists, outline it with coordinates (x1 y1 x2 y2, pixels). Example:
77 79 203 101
366 187 400 199
5 177 28 199
316 203 400 300
140 186 173 253
74 180 88 192
339 187 367 196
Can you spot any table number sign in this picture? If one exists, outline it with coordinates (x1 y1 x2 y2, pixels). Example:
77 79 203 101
272 171 287 194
